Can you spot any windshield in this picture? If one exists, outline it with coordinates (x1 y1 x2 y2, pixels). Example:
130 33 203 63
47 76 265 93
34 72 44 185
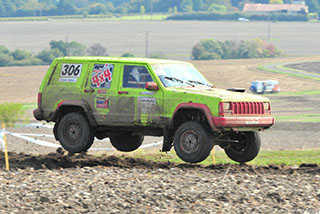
151 63 211 88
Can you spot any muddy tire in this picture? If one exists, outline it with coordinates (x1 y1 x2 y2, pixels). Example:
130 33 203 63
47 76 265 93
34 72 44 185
57 112 94 153
224 131 261 163
174 121 213 163
110 133 144 152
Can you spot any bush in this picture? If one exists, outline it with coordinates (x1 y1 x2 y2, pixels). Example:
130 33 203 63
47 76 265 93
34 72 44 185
37 49 64 65
121 53 135 57
87 44 108 56
0 102 25 127
192 38 284 60
148 52 166 59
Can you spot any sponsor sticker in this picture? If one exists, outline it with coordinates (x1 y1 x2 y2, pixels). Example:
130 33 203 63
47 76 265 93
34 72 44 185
96 98 109 109
139 91 156 95
91 64 114 89
138 97 156 113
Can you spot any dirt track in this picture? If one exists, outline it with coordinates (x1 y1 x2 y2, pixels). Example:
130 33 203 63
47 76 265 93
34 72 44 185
0 150 319 213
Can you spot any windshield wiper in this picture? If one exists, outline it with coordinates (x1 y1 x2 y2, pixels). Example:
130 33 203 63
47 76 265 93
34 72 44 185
164 76 195 87
187 80 213 88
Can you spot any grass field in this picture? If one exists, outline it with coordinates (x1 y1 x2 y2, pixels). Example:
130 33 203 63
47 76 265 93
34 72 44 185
126 148 320 166
0 21 320 60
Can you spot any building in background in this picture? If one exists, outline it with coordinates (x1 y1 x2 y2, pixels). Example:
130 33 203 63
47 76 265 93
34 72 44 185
242 3 308 14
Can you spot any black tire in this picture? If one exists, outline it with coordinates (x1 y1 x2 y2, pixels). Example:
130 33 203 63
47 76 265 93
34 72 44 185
174 121 213 163
110 133 144 152
224 131 261 163
57 112 94 153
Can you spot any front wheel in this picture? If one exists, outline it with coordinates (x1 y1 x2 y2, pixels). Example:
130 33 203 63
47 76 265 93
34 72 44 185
224 131 261 163
110 133 144 152
174 121 213 163
57 112 94 153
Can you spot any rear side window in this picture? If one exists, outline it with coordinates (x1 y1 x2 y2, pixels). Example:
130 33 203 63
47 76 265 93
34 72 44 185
90 63 115 89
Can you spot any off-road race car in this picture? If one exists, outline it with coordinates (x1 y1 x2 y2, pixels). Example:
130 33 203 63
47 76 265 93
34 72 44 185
34 57 274 163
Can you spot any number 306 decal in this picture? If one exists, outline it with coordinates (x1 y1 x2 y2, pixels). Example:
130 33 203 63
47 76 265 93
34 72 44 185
61 64 82 77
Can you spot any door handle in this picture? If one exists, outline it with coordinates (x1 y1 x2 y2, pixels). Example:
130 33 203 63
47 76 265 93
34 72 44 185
84 88 95 93
118 91 129 94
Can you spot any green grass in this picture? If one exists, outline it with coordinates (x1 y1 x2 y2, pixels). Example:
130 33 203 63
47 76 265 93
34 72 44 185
22 103 37 111
275 113 320 123
257 64 320 81
128 148 320 166
266 90 320 97
0 14 168 22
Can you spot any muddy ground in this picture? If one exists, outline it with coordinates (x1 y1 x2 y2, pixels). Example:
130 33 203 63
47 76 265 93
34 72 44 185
0 150 319 214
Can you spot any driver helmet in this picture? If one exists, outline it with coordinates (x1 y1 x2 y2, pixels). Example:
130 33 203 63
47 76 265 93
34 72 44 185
131 67 141 82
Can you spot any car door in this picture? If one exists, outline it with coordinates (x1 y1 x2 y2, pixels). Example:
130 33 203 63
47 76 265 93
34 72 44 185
82 61 119 125
117 64 163 126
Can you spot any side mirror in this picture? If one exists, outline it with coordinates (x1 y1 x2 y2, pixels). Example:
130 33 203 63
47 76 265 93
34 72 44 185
145 82 159 91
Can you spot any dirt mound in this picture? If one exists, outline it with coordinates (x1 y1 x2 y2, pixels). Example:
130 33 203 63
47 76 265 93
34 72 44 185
1 149 318 175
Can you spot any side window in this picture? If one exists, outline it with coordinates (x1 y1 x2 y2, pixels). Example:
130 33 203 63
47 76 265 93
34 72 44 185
123 65 153 88
90 63 114 89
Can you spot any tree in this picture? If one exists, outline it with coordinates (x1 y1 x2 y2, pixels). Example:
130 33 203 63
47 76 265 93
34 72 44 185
121 53 135 57
0 45 9 54
87 44 108 56
37 49 63 64
269 0 283 4
11 49 32 60
140 5 145 15
305 0 319 13
193 0 203 11
56 0 77 15
49 40 86 56
191 39 223 60
88 3 106 14
180 0 193 12
0 53 14 66
173 6 178 13
21 0 41 16
0 2 6 16
2 0 15 16
208 4 227 12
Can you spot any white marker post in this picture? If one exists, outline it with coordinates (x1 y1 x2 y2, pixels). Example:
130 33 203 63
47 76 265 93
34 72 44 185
1 123 9 170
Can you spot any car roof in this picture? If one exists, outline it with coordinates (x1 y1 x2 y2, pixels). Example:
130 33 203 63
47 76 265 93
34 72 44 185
56 56 190 65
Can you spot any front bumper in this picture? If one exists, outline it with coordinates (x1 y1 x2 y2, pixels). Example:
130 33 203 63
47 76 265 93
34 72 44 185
213 116 274 128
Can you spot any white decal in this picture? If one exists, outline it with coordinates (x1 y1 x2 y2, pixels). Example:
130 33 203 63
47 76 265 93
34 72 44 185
59 78 77 82
138 97 156 113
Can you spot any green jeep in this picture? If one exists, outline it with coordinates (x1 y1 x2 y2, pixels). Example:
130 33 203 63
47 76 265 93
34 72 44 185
34 57 274 163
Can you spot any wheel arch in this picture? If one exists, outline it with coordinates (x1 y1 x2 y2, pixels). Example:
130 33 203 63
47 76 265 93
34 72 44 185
171 103 217 132
54 100 97 127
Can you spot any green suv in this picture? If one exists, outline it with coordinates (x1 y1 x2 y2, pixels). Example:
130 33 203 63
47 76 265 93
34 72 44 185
34 57 274 163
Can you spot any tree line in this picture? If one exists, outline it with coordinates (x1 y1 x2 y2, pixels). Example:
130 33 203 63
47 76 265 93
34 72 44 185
0 40 109 66
0 0 319 18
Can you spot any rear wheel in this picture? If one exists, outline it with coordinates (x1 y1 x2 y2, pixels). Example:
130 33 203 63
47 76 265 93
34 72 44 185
174 121 213 163
110 133 144 152
224 131 261 163
57 112 94 153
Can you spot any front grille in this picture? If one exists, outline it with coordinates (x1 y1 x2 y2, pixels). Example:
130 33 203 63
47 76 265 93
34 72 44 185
231 102 264 115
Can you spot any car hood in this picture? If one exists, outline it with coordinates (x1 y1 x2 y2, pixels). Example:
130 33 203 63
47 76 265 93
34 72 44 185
168 87 270 102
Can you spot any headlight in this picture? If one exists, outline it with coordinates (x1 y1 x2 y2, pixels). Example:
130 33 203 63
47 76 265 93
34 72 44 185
263 102 270 111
